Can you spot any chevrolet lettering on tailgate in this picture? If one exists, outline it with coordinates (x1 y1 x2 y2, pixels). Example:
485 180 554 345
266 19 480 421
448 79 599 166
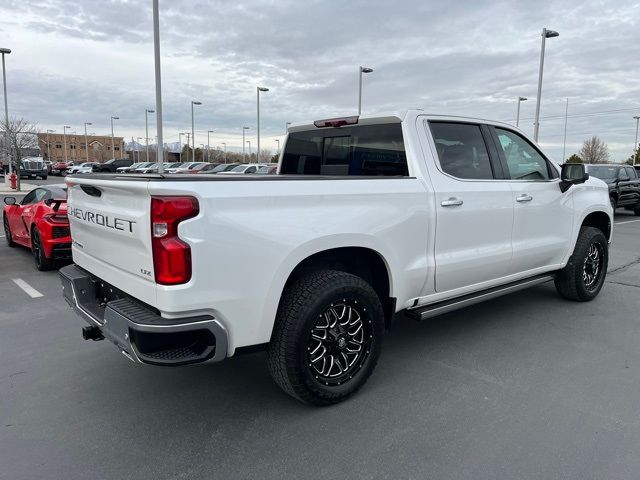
67 206 136 233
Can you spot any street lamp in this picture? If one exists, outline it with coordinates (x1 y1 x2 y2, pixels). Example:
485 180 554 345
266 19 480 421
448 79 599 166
137 137 143 162
185 132 191 162
275 138 280 155
191 100 202 160
533 28 559 142
221 142 227 163
207 130 214 162
110 116 119 159
516 97 527 127
1 47 11 176
634 116 640 165
63 125 71 163
242 126 250 161
46 129 55 162
145 108 154 162
358 66 373 115
246 140 252 161
256 87 269 163
178 133 184 163
84 122 92 162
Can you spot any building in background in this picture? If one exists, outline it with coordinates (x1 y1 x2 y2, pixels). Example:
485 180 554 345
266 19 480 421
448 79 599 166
37 133 126 163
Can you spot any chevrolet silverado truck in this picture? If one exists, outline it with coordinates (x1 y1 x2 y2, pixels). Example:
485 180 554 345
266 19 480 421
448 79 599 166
60 111 612 405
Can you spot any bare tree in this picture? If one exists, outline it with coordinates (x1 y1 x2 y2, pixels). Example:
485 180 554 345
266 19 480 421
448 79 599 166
579 136 609 164
258 149 272 163
1 117 39 190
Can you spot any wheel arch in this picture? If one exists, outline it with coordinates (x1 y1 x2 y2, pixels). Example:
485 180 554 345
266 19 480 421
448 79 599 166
275 246 396 332
581 210 612 241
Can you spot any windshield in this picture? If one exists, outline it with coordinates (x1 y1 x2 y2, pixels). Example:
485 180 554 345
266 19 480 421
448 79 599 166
189 163 206 169
588 166 618 180
231 165 248 172
105 159 116 164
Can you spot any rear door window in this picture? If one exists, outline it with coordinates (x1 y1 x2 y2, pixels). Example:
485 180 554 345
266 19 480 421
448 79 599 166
280 123 408 176
428 122 494 180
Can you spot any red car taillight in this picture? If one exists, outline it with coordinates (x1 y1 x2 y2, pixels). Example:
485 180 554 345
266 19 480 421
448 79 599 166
151 196 199 285
43 213 69 224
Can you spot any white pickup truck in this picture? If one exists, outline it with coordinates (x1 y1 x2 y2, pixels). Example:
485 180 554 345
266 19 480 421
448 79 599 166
60 111 612 405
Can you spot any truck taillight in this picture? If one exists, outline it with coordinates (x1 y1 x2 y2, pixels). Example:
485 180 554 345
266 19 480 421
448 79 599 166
150 196 199 285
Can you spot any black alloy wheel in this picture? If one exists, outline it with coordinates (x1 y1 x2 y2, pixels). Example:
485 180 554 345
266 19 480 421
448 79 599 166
307 300 373 386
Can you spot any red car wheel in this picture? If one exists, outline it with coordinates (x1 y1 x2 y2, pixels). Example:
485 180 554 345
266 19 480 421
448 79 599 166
3 214 16 247
31 227 54 271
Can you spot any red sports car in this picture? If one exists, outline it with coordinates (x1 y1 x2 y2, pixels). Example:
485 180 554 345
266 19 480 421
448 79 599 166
3 184 72 270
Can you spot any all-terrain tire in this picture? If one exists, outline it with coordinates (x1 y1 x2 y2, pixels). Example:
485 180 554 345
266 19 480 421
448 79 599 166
267 270 384 405
555 226 608 302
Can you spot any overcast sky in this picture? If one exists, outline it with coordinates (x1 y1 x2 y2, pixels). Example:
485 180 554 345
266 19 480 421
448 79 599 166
1 0 639 161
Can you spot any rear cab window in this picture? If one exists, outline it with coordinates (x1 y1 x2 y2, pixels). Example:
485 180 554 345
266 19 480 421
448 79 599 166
428 122 495 180
280 123 408 176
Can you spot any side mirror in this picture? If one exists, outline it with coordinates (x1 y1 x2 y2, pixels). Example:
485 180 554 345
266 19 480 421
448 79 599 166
3 196 16 205
560 164 589 193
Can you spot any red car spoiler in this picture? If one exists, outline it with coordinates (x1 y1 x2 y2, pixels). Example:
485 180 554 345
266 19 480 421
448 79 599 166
44 198 67 212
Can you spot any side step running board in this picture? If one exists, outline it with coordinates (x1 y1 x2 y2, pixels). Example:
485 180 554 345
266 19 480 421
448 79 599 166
406 274 556 321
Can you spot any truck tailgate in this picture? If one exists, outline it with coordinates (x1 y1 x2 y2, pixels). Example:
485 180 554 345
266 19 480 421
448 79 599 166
66 176 156 298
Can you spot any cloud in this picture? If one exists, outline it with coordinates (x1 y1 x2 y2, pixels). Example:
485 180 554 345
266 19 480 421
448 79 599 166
0 0 638 159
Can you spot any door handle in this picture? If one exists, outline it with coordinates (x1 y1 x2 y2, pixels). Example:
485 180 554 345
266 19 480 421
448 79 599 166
516 194 533 203
441 197 463 207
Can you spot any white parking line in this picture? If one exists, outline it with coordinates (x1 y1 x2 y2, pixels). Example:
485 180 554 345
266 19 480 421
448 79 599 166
615 219 640 225
12 278 44 298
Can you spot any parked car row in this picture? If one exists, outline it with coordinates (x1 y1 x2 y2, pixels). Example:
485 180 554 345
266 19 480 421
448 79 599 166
114 161 279 175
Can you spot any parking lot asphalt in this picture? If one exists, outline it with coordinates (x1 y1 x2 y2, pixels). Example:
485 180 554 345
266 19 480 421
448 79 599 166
2 199 640 480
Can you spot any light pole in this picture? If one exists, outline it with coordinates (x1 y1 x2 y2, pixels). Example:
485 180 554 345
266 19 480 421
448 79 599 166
63 125 71 163
185 132 191 162
137 137 143 162
256 87 269 163
634 116 640 165
516 97 527 127
358 66 373 115
246 140 252 161
191 100 201 161
242 126 249 162
221 142 227 163
152 0 165 173
179 133 184 163
533 28 559 142
46 129 55 162
275 138 280 155
1 48 11 176
207 130 214 162
110 116 119 159
562 98 569 162
145 108 154 162
84 122 92 162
